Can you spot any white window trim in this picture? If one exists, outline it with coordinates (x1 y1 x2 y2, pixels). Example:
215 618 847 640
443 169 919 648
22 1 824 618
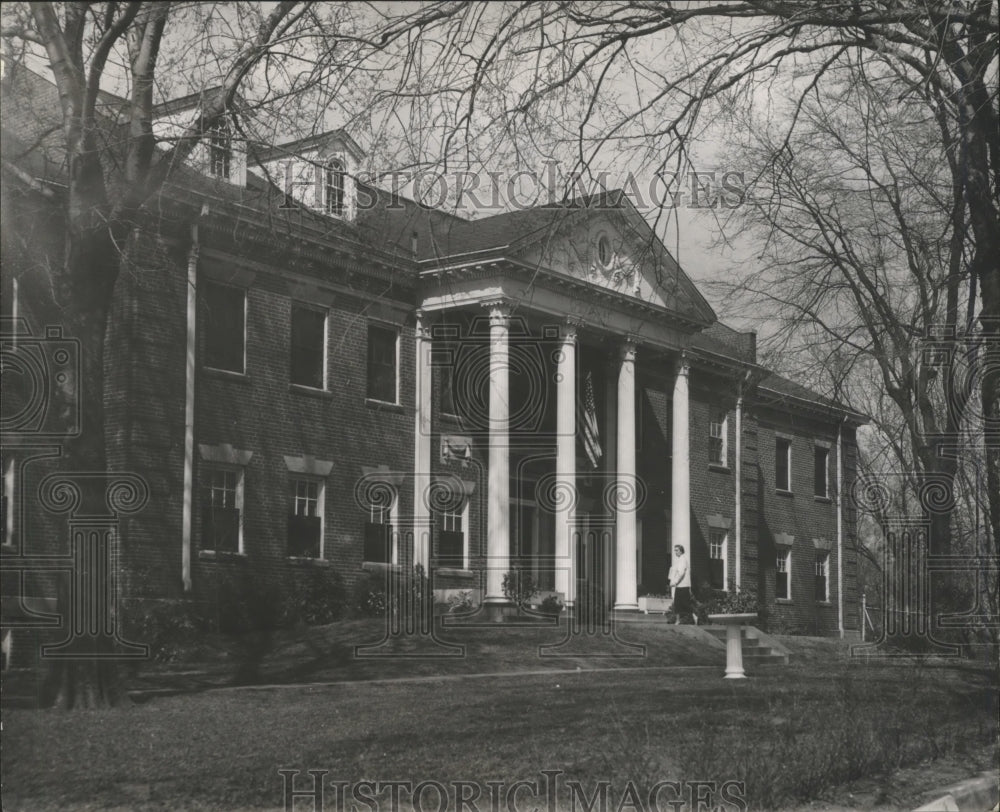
203 282 247 375
776 547 792 601
368 490 398 564
709 410 728 467
290 475 326 559
816 552 830 602
209 121 232 180
439 499 470 570
291 303 329 390
709 528 728 591
324 157 346 217
203 464 245 554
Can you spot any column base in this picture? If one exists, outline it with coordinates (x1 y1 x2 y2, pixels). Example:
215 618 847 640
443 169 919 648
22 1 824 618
613 603 639 612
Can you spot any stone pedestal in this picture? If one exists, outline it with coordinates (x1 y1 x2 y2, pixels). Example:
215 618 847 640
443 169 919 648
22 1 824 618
708 613 757 679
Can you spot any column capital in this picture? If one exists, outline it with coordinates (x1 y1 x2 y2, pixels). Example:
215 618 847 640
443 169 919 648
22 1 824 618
560 319 581 342
619 338 638 363
415 309 432 339
675 352 691 377
482 298 513 325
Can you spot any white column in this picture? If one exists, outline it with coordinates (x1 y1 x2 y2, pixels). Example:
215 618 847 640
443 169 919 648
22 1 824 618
484 301 511 604
413 310 432 571
614 340 638 611
671 355 691 570
555 322 577 606
182 228 199 592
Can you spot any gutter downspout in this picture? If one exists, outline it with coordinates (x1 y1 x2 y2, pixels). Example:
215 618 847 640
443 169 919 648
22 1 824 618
734 377 743 591
836 419 845 637
182 207 207 591
734 370 751 592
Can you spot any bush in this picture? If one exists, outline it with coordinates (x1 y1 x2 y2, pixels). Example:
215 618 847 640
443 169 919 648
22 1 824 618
447 590 476 614
700 583 760 616
538 595 564 616
289 567 348 626
502 568 538 611
124 597 206 664
352 565 431 619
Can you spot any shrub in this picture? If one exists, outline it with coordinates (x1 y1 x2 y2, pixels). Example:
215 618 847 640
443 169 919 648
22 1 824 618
447 591 476 614
538 595 564 616
701 584 760 616
124 597 206 664
289 567 348 626
502 568 538 610
352 565 431 619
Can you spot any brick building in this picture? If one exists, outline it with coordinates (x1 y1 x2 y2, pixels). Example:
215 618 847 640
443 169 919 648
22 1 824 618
2 64 865 662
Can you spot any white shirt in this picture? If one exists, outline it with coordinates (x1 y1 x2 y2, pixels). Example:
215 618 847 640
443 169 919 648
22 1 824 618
668 553 691 589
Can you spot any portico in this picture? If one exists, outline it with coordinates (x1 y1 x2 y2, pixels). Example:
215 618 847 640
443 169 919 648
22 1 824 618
414 199 713 610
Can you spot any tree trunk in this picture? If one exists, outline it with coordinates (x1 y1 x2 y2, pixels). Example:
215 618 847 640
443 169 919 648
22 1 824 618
43 230 130 710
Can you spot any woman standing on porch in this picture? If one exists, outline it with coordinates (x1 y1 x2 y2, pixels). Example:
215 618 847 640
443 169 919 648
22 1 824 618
669 545 692 624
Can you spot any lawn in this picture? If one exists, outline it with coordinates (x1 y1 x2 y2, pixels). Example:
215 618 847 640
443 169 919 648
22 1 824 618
2 620 997 811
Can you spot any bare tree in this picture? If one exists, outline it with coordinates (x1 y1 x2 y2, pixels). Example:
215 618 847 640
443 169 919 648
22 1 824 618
339 0 997 548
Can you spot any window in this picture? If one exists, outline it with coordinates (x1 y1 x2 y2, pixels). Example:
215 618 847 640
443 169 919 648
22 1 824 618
364 496 395 563
597 234 612 267
201 467 243 553
709 411 728 466
708 528 727 590
290 305 327 389
775 436 792 492
203 281 246 373
815 553 829 602
2 453 14 547
324 158 345 216
776 548 791 600
814 446 829 498
436 502 467 569
367 324 398 403
288 477 324 558
209 120 231 180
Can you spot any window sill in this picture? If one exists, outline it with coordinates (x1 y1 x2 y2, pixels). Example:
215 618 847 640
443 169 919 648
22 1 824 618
365 398 405 414
361 560 402 573
708 464 731 474
290 384 333 399
814 495 832 504
435 567 475 579
816 600 833 606
203 367 251 384
288 556 330 567
198 550 248 561
775 489 794 498
776 598 793 605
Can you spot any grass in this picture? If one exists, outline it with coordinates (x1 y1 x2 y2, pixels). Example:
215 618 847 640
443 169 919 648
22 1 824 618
125 615 727 694
2 619 997 811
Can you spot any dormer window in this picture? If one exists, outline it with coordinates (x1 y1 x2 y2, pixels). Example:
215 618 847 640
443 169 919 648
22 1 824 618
209 120 232 180
325 158 345 216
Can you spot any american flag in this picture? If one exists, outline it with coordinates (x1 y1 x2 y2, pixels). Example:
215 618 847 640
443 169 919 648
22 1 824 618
578 369 602 468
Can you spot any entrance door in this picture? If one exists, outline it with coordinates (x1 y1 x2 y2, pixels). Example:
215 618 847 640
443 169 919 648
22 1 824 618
575 514 613 617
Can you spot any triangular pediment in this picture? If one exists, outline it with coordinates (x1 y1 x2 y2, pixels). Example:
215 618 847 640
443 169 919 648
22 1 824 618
505 196 715 327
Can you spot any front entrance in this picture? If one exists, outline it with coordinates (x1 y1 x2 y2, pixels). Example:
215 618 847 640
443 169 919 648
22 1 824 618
509 499 555 591
574 513 614 612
